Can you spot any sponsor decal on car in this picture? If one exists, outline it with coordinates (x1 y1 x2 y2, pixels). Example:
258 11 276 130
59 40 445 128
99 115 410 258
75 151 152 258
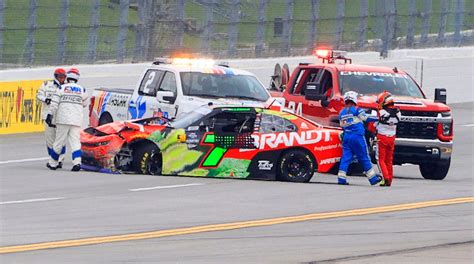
258 160 273 170
252 130 331 149
319 157 341 165
314 143 342 152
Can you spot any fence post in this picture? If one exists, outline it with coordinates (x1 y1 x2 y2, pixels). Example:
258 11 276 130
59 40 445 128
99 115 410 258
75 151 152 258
358 0 368 49
26 0 38 65
87 0 100 63
175 0 185 50
406 0 416 47
228 0 240 57
117 0 130 63
0 0 4 63
255 0 267 57
453 0 464 45
309 0 320 48
334 0 345 49
201 0 214 54
420 0 432 45
57 0 69 64
134 0 145 62
282 0 294 56
437 0 448 44
381 0 395 57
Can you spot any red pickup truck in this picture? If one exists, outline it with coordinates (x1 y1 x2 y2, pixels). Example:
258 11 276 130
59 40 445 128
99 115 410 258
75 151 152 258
269 50 453 180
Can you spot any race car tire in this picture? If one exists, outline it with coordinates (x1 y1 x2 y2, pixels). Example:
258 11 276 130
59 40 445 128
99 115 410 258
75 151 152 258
98 112 113 126
419 158 450 180
277 149 315 183
133 143 162 175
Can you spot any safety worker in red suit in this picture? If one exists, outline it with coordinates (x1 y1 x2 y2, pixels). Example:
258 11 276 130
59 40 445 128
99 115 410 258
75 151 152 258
375 91 401 186
47 68 88 171
36 68 67 168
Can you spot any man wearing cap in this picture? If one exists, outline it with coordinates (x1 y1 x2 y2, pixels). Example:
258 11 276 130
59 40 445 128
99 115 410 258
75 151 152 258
37 68 67 168
47 68 88 171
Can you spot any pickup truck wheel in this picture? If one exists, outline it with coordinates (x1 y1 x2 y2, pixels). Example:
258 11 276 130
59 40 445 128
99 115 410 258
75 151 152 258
277 149 315 183
99 113 113 125
133 144 162 175
419 158 450 180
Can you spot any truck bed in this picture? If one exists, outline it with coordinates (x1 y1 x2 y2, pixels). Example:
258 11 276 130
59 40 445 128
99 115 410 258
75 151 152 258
95 87 134 95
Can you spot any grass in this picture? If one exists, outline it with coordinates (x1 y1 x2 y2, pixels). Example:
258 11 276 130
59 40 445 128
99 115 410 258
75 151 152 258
1 0 472 66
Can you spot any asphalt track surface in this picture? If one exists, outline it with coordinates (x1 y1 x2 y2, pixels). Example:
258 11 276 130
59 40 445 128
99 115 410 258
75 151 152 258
0 102 473 263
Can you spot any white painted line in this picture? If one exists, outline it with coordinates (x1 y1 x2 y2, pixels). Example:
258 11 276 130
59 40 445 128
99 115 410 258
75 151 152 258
0 157 49 165
0 197 65 205
462 124 474 127
129 183 205 192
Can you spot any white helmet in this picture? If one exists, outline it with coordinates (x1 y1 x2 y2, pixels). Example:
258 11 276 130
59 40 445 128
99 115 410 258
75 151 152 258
343 91 358 105
66 68 80 82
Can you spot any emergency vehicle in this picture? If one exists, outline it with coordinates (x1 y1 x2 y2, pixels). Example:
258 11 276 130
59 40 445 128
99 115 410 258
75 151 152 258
89 58 271 127
269 49 453 180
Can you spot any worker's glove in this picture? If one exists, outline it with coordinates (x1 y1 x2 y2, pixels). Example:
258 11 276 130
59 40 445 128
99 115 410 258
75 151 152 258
45 98 51 105
338 132 344 141
45 114 55 128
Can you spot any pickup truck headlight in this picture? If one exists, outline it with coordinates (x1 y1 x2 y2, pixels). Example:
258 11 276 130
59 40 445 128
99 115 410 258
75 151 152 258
441 111 451 117
441 123 452 136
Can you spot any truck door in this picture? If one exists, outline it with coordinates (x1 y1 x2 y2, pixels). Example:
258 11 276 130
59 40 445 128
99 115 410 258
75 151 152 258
155 71 178 119
309 68 340 126
129 69 164 119
285 67 321 117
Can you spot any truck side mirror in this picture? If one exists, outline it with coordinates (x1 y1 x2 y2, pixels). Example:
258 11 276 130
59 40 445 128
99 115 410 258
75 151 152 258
434 88 447 104
305 82 325 101
157 91 176 104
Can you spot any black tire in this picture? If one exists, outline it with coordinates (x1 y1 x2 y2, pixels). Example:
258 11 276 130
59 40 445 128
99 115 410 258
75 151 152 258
419 158 450 180
98 112 113 126
277 149 315 183
132 143 162 175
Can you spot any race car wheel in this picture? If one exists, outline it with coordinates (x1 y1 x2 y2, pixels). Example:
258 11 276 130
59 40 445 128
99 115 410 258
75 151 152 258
133 143 162 175
419 158 450 180
277 149 315 183
99 112 113 126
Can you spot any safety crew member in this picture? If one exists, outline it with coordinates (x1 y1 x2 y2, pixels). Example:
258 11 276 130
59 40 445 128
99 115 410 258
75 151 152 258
47 68 88 171
36 68 67 168
375 91 401 187
338 91 383 185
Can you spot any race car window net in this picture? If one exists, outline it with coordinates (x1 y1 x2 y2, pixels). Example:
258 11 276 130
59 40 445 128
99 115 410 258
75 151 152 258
259 114 297 133
338 71 424 98
138 70 164 96
180 72 269 101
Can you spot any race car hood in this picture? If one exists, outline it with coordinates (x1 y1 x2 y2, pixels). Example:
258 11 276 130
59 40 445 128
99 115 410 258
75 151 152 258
356 95 451 112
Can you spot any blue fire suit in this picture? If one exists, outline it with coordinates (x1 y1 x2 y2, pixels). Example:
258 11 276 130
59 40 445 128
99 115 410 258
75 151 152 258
338 106 380 185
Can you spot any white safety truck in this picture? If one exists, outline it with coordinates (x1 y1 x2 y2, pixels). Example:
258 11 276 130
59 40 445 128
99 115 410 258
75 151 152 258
89 58 271 126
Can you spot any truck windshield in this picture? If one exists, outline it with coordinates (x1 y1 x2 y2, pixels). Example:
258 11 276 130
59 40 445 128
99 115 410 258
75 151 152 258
338 71 424 98
180 72 269 101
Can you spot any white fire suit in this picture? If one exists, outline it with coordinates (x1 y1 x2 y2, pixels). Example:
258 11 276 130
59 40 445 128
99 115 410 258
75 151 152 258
48 83 88 167
36 80 65 159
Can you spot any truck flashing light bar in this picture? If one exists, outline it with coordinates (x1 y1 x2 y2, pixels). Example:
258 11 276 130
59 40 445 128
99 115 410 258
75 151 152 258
313 49 352 64
153 57 222 68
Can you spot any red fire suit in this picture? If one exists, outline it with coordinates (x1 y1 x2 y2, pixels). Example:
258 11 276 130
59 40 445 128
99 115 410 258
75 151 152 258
376 107 401 186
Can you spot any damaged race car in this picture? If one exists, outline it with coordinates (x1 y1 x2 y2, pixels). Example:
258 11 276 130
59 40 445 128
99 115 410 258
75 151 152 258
81 105 343 182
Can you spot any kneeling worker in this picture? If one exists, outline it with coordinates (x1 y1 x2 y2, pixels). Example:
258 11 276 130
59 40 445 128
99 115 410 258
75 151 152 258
338 91 383 186
47 68 88 171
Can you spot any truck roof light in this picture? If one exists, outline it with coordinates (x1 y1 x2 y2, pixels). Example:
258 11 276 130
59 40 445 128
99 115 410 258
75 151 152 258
153 57 217 67
313 49 352 64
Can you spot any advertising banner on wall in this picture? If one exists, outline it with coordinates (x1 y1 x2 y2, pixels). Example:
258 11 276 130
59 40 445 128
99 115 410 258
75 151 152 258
0 80 46 135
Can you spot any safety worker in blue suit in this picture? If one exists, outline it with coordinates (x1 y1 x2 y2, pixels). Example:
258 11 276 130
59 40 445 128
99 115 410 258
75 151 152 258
337 91 383 186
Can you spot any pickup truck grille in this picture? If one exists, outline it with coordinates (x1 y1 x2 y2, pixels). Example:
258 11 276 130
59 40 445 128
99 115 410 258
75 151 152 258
396 122 437 139
400 110 437 117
